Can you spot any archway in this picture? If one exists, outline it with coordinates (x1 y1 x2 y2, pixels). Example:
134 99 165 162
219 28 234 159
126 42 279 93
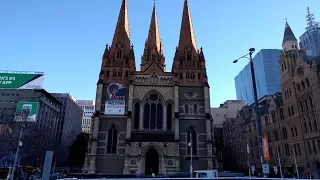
144 148 159 175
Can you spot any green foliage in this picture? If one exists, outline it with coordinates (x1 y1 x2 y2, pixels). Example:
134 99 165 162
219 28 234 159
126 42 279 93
68 132 89 168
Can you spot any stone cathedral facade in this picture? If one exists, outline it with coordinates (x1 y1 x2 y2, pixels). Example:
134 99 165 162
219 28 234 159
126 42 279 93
84 0 216 175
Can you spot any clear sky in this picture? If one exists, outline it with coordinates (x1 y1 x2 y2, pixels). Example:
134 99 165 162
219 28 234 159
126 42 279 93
1 0 319 107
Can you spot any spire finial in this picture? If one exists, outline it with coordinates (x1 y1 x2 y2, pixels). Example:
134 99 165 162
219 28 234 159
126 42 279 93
285 17 287 22
153 0 155 5
305 7 318 29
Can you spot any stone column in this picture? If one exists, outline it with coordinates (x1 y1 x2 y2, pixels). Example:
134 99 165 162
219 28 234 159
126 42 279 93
89 83 103 173
206 120 212 141
204 86 212 140
204 86 210 114
126 118 132 139
126 85 134 139
174 85 179 140
128 84 134 111
123 145 130 174
139 103 144 130
163 104 167 131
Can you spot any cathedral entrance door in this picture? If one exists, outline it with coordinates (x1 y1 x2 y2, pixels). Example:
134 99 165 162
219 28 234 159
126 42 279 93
144 148 159 175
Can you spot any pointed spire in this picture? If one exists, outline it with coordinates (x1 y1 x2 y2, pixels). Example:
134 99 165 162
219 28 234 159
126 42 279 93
282 20 297 45
110 0 131 56
145 2 162 54
305 7 319 30
177 0 197 52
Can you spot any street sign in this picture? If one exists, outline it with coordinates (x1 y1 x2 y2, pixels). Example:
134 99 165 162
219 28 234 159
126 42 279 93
251 166 255 173
262 163 270 174
273 166 278 174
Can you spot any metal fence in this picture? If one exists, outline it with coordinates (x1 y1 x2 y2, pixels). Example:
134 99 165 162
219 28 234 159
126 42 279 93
57 178 315 180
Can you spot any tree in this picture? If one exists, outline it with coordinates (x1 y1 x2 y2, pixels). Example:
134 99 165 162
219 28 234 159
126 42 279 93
68 132 89 172
0 109 59 167
0 109 18 166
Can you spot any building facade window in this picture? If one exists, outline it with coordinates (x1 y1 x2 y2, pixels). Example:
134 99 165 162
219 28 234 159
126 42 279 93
193 104 198 115
167 103 172 131
184 104 189 114
116 49 122 59
107 124 118 154
133 102 140 130
143 93 163 130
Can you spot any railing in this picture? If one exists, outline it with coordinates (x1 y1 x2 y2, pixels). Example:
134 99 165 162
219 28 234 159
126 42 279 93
57 178 313 180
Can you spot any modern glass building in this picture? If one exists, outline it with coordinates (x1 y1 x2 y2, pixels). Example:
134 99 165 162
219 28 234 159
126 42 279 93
234 49 282 105
299 7 320 57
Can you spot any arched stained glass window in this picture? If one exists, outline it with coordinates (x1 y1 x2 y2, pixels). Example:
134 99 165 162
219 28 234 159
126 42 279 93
143 93 163 130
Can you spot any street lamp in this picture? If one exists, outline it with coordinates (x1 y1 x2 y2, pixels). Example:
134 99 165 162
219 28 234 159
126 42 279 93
10 111 27 180
233 48 268 176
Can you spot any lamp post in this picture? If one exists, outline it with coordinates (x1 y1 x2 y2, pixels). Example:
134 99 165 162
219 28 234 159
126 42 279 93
233 48 268 177
188 131 193 178
10 122 25 180
10 107 29 180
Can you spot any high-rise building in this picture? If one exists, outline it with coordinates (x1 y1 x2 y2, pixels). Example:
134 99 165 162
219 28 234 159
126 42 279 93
85 0 215 175
0 89 62 166
51 93 83 145
299 7 320 58
234 49 282 105
77 100 95 133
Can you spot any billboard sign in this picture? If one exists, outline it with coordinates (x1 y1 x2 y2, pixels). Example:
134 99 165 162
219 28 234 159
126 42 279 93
104 83 126 115
0 72 44 89
14 102 39 122
262 136 270 161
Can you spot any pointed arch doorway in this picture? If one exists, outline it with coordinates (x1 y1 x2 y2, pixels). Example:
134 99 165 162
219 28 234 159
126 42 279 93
144 148 159 175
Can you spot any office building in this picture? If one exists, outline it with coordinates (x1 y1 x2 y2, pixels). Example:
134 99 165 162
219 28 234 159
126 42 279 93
210 100 246 171
235 49 282 105
51 93 83 146
299 7 320 58
0 89 62 166
77 100 95 133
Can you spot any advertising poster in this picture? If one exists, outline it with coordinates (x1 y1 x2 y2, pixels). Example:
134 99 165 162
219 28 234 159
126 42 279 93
105 83 126 115
14 102 39 122
262 136 270 161
0 72 44 89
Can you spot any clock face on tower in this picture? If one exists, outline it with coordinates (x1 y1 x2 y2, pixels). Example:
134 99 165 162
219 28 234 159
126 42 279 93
297 66 304 78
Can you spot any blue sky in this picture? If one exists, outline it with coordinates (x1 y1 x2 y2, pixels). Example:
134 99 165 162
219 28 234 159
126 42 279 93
0 0 319 107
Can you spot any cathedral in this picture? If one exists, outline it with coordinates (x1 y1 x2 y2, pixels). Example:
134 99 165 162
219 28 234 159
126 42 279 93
84 0 216 175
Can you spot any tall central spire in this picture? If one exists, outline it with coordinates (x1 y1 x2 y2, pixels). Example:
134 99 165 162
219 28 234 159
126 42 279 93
110 0 131 57
177 0 197 52
141 2 165 72
145 3 162 54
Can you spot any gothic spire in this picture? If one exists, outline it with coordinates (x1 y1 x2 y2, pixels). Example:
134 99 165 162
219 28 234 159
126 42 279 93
141 2 165 72
110 0 131 57
145 2 162 54
282 20 297 45
177 0 197 52
305 7 319 30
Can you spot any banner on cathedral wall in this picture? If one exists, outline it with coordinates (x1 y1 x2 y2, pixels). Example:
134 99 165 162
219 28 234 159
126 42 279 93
104 83 126 115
